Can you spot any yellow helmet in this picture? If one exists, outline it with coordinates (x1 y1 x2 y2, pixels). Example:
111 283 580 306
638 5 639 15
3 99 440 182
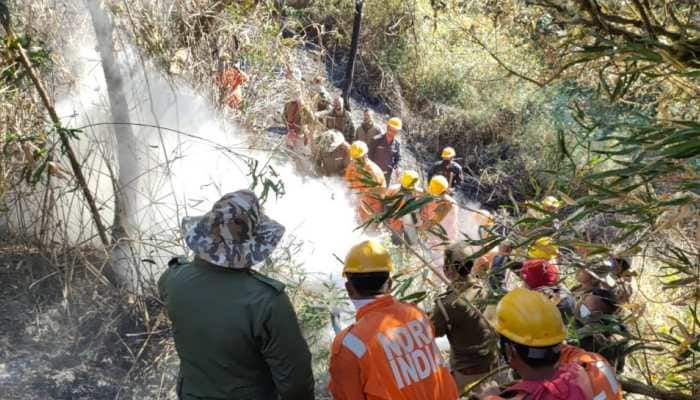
343 240 393 276
542 196 562 210
494 287 566 347
400 170 420 190
349 141 368 160
428 175 449 196
527 237 559 260
387 117 402 130
441 147 456 159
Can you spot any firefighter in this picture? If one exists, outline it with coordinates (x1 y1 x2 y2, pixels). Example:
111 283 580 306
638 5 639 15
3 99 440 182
479 288 622 400
369 117 402 185
420 175 458 241
385 170 423 245
427 147 463 190
344 141 387 223
328 240 459 400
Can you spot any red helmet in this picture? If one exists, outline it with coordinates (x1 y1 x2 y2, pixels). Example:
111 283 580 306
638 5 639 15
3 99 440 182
520 259 560 289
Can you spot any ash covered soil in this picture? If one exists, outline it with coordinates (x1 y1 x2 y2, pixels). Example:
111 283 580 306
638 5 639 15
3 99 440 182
0 244 177 400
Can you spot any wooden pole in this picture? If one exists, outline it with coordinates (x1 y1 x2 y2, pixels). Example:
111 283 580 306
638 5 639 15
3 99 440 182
342 0 364 111
0 3 111 248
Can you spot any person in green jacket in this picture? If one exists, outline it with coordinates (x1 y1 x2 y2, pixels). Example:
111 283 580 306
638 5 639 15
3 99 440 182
158 189 315 400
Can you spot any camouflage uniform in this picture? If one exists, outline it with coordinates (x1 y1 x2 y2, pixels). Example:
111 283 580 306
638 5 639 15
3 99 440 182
318 108 356 143
161 190 315 399
311 129 350 176
574 313 630 373
355 121 380 145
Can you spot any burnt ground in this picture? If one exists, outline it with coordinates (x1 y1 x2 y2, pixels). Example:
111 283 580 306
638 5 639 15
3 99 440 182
0 243 177 400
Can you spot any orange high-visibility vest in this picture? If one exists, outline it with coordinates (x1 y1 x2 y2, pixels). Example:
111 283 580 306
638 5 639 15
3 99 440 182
384 185 423 234
329 296 459 400
345 158 386 192
345 159 386 222
420 194 458 240
560 345 623 400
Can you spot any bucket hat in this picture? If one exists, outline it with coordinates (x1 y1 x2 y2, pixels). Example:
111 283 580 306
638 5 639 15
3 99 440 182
183 190 285 269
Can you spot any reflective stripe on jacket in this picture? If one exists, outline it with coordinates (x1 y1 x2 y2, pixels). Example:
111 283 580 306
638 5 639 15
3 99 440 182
328 295 459 400
560 345 623 400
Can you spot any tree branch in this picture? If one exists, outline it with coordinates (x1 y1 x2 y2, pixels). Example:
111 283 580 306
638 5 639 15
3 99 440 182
631 0 658 40
621 378 695 400
0 4 111 249
464 28 588 88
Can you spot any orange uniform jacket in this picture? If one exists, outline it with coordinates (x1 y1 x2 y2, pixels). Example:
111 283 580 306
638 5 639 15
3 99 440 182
420 195 457 239
560 345 622 400
484 345 621 400
344 159 387 222
384 184 423 233
328 295 458 400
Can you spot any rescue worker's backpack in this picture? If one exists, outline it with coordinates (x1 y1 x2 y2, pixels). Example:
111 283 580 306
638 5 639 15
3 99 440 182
560 345 622 400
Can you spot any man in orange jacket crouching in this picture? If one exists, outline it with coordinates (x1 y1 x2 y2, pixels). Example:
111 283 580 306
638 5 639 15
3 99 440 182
328 240 459 400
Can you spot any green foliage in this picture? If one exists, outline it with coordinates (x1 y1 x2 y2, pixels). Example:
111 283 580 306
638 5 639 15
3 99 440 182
366 0 699 394
1 33 51 84
246 158 286 204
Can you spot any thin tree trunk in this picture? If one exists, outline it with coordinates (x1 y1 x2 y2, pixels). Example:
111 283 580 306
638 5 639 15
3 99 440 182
86 0 140 286
342 0 364 111
0 1 111 249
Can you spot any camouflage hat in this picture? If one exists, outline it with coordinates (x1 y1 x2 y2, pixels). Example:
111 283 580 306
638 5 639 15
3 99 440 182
183 190 285 269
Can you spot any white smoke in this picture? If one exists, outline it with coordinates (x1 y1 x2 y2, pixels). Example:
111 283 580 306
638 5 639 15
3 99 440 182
9 0 489 290
45 8 367 287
